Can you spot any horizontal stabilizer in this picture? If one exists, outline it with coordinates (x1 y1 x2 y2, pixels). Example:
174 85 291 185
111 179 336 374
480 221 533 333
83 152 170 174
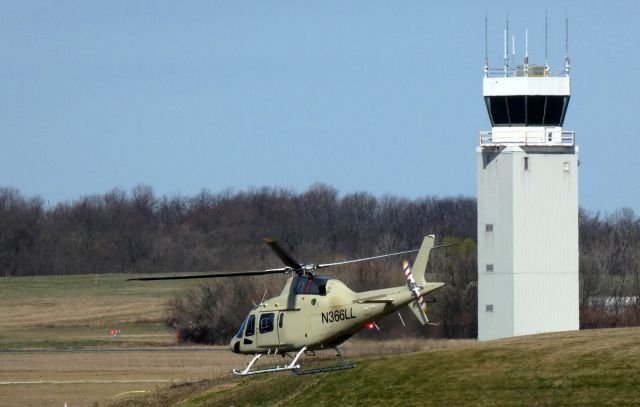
355 299 394 304
355 294 394 304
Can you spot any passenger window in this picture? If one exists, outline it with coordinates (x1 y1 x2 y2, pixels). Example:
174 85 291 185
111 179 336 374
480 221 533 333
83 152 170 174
259 313 275 334
278 313 284 328
245 315 255 337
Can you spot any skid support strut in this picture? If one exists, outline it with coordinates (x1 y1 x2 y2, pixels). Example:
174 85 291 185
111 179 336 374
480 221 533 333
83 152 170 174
233 346 307 376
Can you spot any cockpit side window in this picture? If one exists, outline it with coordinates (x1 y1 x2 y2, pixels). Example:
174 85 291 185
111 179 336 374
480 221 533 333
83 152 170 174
245 315 255 337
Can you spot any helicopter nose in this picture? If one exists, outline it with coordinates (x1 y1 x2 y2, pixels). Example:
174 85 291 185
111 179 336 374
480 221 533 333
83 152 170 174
229 338 240 353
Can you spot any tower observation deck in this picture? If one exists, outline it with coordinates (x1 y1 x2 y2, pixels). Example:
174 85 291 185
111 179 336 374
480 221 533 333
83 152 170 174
481 68 574 147
476 23 579 341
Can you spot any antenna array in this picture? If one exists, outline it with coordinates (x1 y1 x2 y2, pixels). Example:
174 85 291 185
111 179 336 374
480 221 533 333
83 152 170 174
484 15 570 78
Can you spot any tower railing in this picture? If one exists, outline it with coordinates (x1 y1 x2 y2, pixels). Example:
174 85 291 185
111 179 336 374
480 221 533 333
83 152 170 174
480 130 575 147
486 64 567 78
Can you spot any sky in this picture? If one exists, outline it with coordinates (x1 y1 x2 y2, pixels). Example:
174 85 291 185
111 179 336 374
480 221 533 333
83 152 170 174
1 1 639 214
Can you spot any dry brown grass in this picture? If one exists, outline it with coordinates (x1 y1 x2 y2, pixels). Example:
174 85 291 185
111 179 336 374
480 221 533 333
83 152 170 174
0 274 206 349
0 338 470 407
0 274 233 405
0 348 246 407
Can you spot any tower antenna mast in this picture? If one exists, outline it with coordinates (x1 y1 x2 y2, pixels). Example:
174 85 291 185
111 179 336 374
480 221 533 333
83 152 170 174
484 14 489 77
565 14 570 76
512 34 515 66
545 11 549 70
503 17 510 77
525 28 529 64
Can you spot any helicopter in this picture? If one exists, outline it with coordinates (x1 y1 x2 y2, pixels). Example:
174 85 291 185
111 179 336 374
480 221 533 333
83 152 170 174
129 235 445 375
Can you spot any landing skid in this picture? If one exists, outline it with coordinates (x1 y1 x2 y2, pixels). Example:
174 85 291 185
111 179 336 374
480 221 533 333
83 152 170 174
233 345 356 376
233 346 307 376
294 346 355 375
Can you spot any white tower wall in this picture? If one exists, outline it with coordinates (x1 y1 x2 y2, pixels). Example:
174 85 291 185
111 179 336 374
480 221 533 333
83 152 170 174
477 146 579 340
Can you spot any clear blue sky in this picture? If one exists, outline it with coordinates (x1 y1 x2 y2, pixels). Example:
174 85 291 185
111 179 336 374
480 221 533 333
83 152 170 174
1 1 638 214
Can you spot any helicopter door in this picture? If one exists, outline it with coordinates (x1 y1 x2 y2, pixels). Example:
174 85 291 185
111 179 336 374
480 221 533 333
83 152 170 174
256 311 280 348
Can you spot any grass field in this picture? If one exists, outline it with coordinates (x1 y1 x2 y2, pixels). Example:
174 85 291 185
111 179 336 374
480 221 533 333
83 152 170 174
0 274 206 350
109 327 640 407
0 347 244 406
0 340 466 407
0 273 217 406
3 275 640 406
0 274 460 406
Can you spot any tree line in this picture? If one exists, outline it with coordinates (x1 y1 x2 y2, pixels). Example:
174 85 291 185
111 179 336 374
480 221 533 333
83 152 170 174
1 184 639 341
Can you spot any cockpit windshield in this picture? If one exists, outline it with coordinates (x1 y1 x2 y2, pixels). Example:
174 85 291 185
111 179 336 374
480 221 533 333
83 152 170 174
234 305 260 339
234 317 247 339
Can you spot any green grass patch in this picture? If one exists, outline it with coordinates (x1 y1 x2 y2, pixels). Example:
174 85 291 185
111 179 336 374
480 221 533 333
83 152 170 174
142 327 640 407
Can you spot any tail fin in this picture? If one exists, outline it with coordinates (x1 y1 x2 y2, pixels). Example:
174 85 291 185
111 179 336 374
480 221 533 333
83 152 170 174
412 235 435 286
410 301 429 325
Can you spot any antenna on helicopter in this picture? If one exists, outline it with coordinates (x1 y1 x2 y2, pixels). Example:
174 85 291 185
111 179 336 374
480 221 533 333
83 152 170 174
397 311 406 327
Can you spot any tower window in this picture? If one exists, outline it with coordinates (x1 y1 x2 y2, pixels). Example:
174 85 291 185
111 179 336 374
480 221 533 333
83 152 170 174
484 95 569 126
563 162 570 172
486 264 494 272
485 223 493 232
524 157 529 170
486 304 494 312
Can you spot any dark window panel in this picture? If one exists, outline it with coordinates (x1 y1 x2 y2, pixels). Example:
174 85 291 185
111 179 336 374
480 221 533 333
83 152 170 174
527 96 546 125
544 96 569 126
486 96 509 125
507 96 526 125
485 95 570 127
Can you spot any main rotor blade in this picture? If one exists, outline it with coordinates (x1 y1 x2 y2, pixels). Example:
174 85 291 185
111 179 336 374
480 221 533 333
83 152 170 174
316 248 420 269
433 243 462 249
263 237 302 269
127 267 289 281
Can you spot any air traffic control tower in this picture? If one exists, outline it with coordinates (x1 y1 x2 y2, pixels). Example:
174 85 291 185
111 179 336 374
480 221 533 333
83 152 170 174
477 28 579 341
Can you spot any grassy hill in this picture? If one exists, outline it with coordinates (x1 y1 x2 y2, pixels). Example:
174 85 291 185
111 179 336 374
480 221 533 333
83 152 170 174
112 327 640 407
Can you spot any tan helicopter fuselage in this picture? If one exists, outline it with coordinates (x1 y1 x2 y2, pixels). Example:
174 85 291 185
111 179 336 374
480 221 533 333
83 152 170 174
229 275 444 354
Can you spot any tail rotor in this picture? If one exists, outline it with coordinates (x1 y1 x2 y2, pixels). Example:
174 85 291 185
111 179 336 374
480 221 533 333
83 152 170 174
402 259 438 326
